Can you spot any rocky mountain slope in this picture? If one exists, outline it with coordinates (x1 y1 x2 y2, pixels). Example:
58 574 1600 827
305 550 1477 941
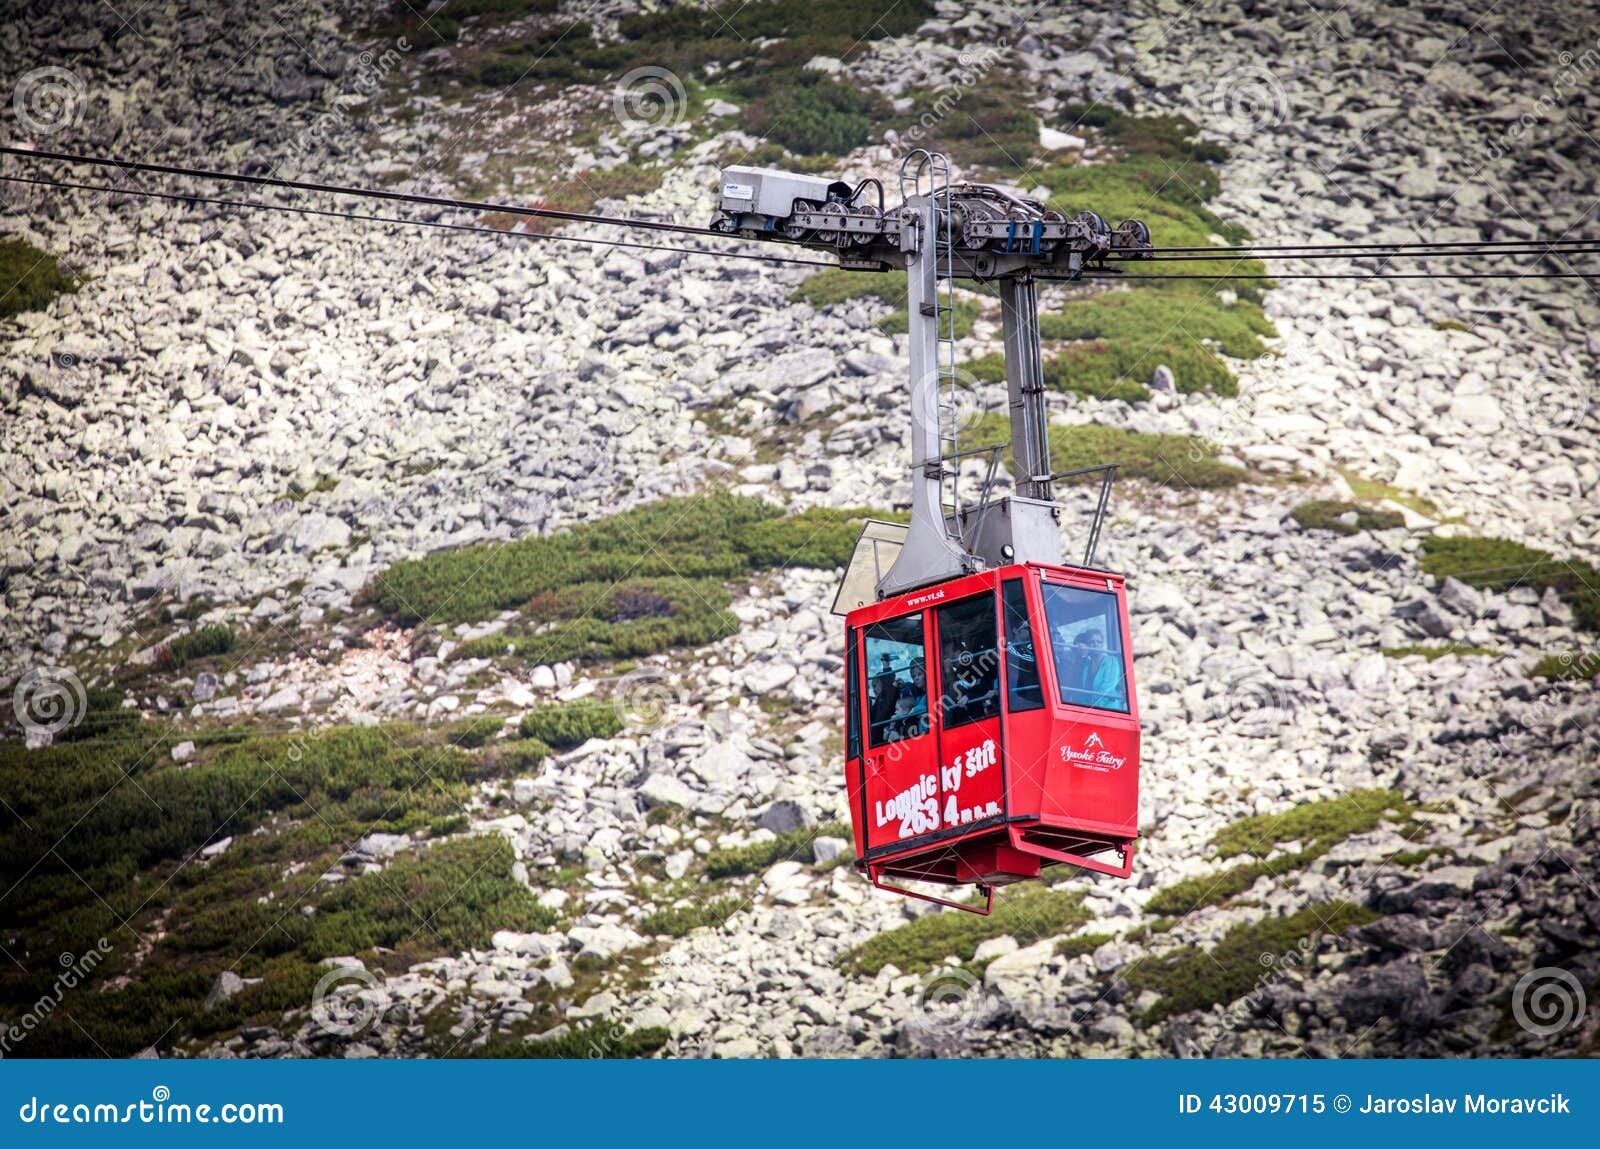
1 0 1596 1059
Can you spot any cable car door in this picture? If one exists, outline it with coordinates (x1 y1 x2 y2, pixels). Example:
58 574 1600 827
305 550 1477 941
930 591 1004 834
858 611 940 853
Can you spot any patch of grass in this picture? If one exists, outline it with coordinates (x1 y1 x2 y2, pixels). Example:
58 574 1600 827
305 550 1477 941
704 822 847 880
153 624 236 671
364 494 765 625
1421 535 1600 633
0 721 552 1056
1381 643 1499 661
460 0 926 159
446 714 506 749
1146 790 1419 917
0 235 80 321
1212 789 1414 860
1337 469 1440 519
1290 499 1406 535
53 686 144 744
368 496 889 670
788 267 901 309
490 1020 670 1059
640 896 744 937
972 415 1248 489
789 269 981 340
899 82 1040 172
517 699 622 749
1126 902 1381 1023
529 162 666 221
1144 854 1318 917
744 72 888 156
1530 652 1600 681
1036 283 1275 399
839 885 1089 977
734 505 900 569
1054 931 1115 960
304 835 554 961
1433 319 1471 332
1389 847 1452 867
281 476 340 502
454 577 740 666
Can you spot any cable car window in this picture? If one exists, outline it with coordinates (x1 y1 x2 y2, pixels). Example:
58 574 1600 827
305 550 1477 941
1001 579 1044 712
1041 583 1129 713
937 595 1001 729
845 628 862 761
863 614 928 748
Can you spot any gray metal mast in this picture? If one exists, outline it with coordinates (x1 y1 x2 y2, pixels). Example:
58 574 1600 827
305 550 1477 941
711 155 1150 603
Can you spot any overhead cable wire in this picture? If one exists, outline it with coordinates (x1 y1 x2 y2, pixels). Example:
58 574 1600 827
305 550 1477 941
0 172 838 269
1 144 747 243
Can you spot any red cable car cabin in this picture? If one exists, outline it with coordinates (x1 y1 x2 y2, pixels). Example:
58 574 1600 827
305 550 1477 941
843 561 1139 914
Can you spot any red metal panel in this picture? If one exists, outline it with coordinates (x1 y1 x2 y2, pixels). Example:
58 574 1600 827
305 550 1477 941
844 560 1142 889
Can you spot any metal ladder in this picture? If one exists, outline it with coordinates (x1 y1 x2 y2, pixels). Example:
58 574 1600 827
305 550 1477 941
899 150 964 538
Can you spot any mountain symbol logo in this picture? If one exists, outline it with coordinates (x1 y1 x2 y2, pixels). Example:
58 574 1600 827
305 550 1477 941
1085 733 1104 749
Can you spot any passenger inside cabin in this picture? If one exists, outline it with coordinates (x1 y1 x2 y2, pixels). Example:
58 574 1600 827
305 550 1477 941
1006 615 1039 705
1060 628 1125 710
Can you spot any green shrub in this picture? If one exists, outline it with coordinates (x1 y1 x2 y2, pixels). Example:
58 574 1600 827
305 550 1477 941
1126 902 1381 1023
744 73 887 156
1381 643 1498 661
641 896 744 937
1054 932 1115 959
789 267 903 309
840 885 1089 977
155 624 237 670
970 416 1248 489
446 715 506 749
518 699 622 749
455 577 739 666
54 686 143 744
962 351 1151 404
1530 652 1600 681
1145 853 1316 917
877 297 980 339
467 1020 669 1059
1421 535 1600 632
0 717 553 1056
303 835 554 959
367 496 893 666
0 235 79 321
490 738 553 773
734 506 897 570
1145 790 1416 918
1290 500 1406 535
705 822 846 879
364 494 778 625
1212 789 1413 860
898 84 1039 171
1038 282 1274 395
